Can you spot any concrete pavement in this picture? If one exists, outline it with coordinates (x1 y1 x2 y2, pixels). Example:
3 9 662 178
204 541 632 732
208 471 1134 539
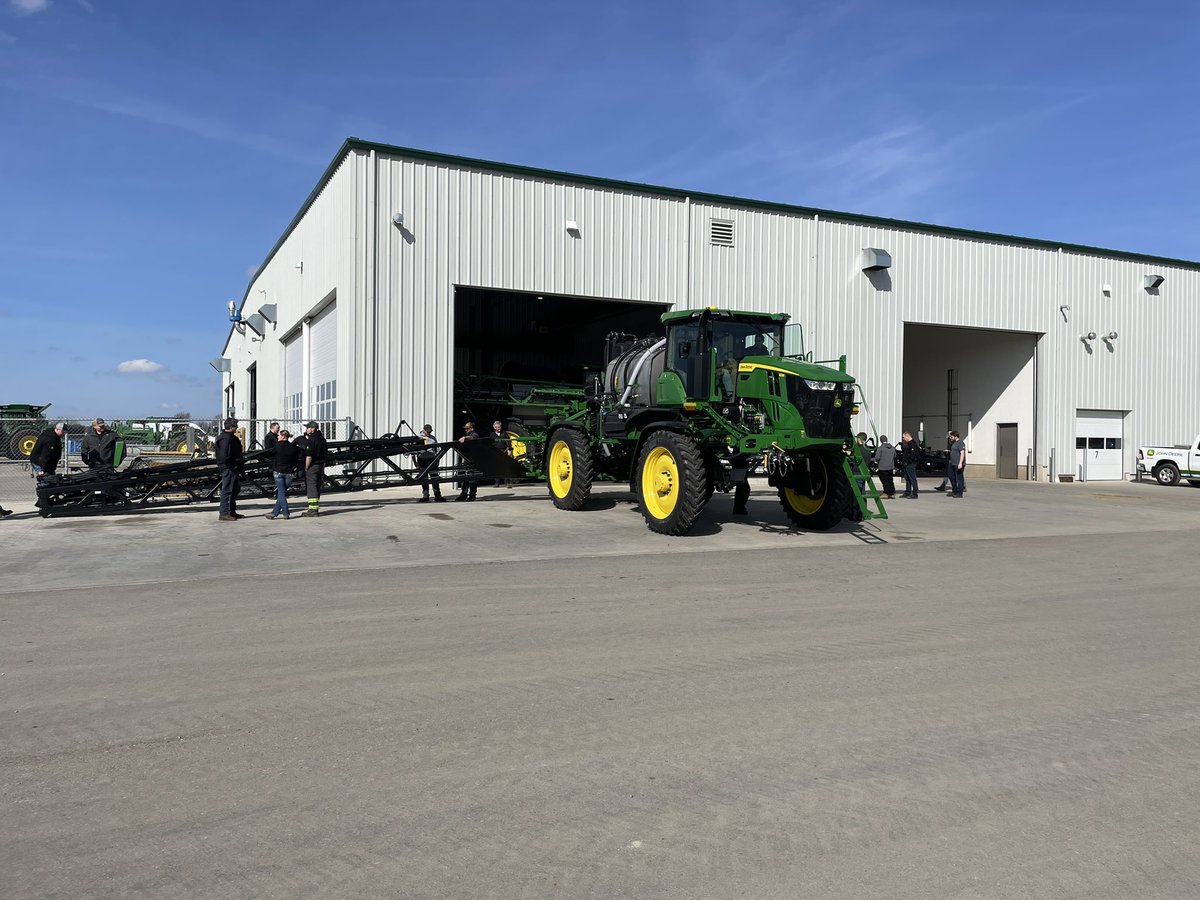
2 478 1199 898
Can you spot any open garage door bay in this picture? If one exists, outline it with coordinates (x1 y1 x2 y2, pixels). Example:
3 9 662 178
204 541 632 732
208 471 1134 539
453 287 669 429
902 324 1038 479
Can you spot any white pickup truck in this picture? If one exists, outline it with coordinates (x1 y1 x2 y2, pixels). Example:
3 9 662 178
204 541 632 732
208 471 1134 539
1136 435 1200 486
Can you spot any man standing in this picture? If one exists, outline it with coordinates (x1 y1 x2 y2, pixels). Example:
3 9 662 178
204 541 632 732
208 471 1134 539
30 422 65 484
81 419 119 472
490 420 511 487
416 424 444 503
263 421 281 452
215 418 244 521
947 430 966 498
268 430 301 519
899 431 921 498
302 421 328 517
455 421 480 501
874 435 897 499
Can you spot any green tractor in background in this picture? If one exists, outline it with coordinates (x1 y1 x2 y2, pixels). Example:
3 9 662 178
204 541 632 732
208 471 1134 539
0 403 53 459
539 308 886 535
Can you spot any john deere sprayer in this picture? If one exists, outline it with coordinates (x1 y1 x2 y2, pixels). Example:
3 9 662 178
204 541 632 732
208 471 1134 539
539 307 885 535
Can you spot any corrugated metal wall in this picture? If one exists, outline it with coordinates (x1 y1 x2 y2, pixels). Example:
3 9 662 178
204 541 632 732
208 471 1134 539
225 146 1200 479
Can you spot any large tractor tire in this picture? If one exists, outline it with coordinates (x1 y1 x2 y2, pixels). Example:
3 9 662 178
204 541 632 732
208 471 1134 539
1154 462 1181 487
546 428 593 510
507 423 533 465
637 431 708 535
10 428 40 459
778 450 852 530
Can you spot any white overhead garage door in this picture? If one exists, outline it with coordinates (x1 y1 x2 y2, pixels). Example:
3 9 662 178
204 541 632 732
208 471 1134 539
309 303 337 434
282 334 303 424
1076 409 1125 481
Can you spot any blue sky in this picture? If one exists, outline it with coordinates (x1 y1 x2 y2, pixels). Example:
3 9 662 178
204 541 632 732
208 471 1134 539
1 0 1197 419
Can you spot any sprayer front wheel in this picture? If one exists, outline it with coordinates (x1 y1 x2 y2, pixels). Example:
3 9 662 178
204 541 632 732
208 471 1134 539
546 429 593 510
778 450 852 530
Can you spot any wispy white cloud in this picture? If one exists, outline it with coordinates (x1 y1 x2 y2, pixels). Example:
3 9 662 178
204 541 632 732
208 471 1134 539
117 358 166 374
10 0 50 16
76 0 94 11
0 74 325 165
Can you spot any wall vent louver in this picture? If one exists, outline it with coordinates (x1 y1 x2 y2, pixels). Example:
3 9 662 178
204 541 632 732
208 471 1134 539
710 218 734 247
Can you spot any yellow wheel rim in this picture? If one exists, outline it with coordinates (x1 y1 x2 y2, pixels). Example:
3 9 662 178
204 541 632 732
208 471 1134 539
506 431 527 461
784 455 827 514
549 439 573 499
641 446 680 519
17 435 36 457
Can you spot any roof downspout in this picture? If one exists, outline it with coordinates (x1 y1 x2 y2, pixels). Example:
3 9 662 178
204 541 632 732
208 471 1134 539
365 149 378 438
684 195 692 310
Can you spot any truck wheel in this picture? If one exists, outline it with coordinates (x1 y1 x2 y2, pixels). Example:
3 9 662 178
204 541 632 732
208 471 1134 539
546 429 593 510
1154 462 1181 486
10 429 39 459
778 450 851 530
637 431 708 535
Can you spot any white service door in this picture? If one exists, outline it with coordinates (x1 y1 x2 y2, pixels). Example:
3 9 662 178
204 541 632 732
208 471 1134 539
1076 409 1124 480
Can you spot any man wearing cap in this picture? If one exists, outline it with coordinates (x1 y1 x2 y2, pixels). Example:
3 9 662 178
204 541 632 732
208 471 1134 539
215 417 245 522
302 421 328 517
81 418 119 472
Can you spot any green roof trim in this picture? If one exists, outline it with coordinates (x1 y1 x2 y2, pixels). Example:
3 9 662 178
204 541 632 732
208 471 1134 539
235 136 1200 322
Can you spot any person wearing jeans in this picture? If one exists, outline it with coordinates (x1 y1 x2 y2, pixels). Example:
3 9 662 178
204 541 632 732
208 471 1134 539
269 430 301 519
947 430 966 498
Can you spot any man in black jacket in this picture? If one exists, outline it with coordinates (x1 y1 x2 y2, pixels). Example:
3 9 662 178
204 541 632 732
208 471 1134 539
215 418 244 522
30 422 65 483
455 421 481 501
263 421 281 452
301 421 328 517
268 430 302 519
899 431 921 498
81 419 119 471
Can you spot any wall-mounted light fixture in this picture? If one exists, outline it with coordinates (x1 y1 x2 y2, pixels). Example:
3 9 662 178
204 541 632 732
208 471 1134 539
565 219 581 237
858 248 892 272
209 357 232 373
1080 331 1097 344
1104 331 1118 342
392 213 404 227
1102 283 1112 296
1144 274 1164 291
257 303 277 325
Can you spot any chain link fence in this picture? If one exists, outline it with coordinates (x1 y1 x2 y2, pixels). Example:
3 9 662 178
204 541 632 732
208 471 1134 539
0 416 359 501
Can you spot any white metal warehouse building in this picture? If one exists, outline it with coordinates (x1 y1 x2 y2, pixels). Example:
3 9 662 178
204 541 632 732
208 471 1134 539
218 138 1200 482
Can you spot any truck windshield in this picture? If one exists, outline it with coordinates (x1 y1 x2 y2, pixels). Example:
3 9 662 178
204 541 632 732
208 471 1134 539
709 319 784 362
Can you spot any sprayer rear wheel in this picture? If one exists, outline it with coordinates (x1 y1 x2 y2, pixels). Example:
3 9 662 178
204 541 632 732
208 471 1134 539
637 431 708 535
546 429 593 510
